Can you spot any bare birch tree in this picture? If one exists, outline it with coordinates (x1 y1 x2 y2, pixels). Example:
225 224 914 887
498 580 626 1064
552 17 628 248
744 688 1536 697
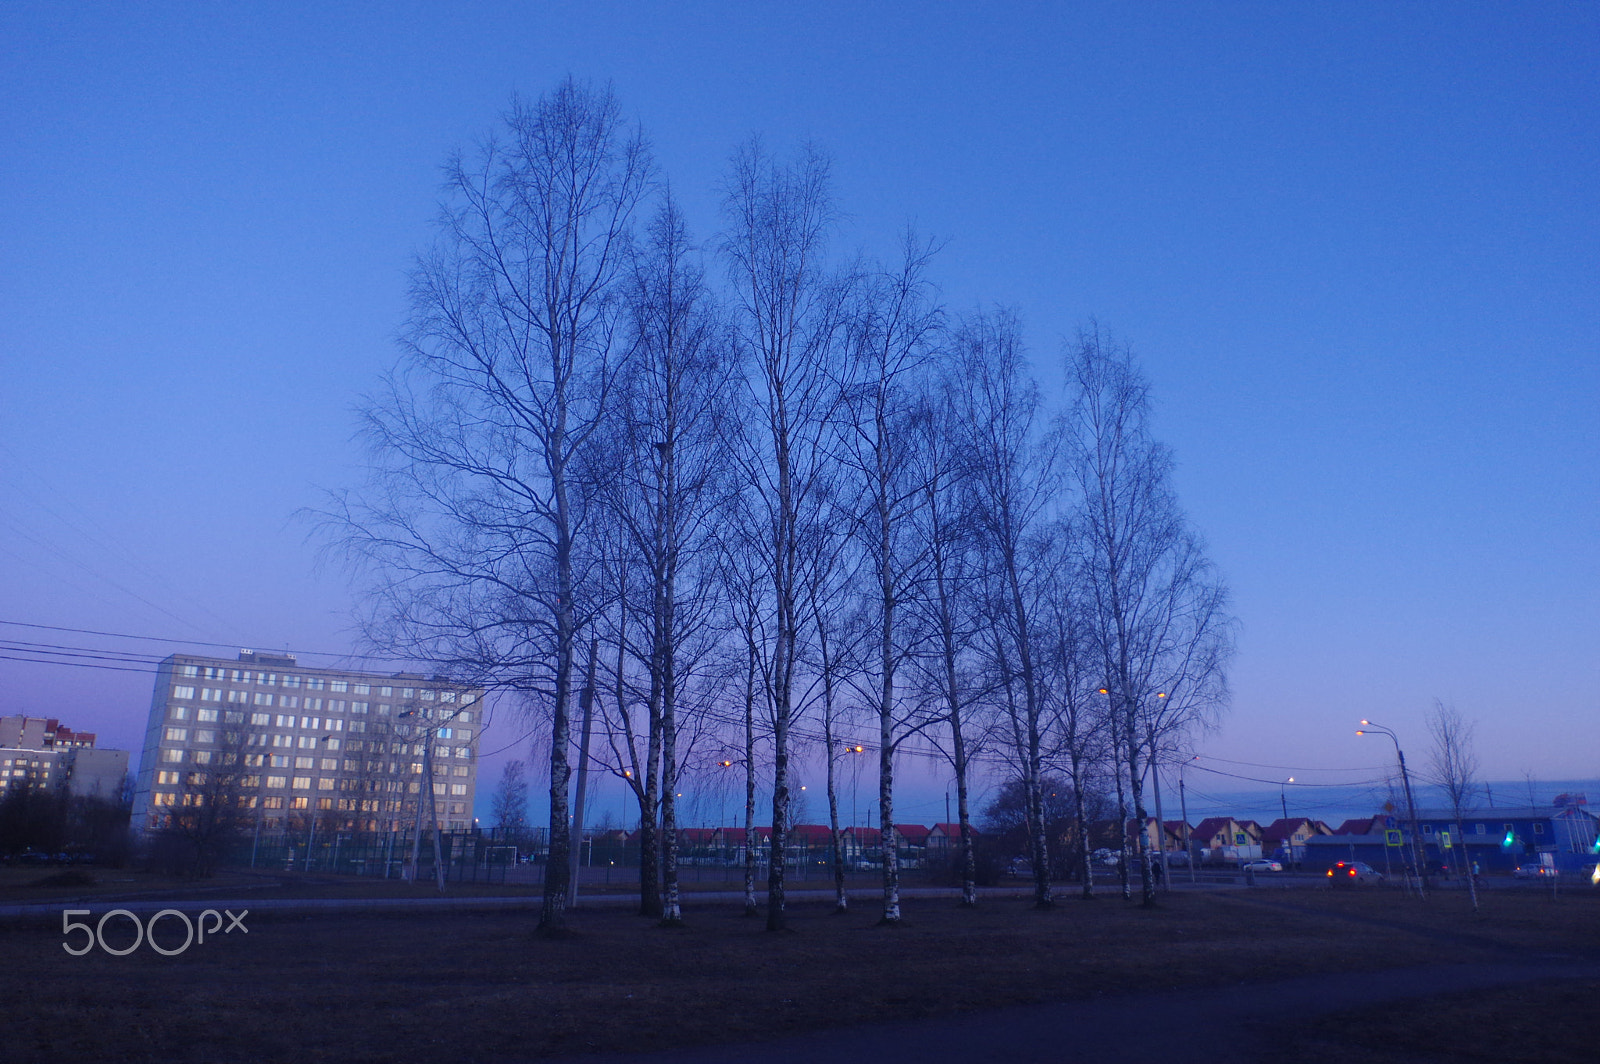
325 80 652 934
1066 324 1232 909
905 369 989 907
597 193 735 925
721 140 845 931
834 237 943 925
955 309 1061 909
1426 700 1482 912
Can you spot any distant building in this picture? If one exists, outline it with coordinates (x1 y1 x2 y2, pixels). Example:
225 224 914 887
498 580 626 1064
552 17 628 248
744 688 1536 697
0 714 129 800
1303 806 1600 874
132 651 484 834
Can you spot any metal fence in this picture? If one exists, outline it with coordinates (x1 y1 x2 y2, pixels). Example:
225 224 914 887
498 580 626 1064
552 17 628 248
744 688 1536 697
235 828 515 884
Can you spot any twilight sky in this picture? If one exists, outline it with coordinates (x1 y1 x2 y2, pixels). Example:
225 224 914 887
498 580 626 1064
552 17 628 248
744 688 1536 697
2 3 1596 825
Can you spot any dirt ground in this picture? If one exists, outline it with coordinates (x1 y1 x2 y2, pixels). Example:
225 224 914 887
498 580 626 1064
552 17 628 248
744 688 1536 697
3 881 1596 1062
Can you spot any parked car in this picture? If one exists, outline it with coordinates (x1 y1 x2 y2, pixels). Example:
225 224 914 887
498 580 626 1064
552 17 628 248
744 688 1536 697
1327 860 1383 886
1513 863 1559 879
1241 859 1283 873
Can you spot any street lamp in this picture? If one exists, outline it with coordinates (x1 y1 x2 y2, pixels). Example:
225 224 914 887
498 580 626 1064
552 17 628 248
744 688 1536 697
1357 720 1427 899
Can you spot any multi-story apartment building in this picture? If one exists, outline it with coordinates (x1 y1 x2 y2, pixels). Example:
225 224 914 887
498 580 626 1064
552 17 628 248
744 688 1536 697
0 714 129 800
132 650 484 835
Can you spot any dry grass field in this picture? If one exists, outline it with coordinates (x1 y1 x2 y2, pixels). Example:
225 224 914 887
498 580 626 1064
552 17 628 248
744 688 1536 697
2 874 1595 1062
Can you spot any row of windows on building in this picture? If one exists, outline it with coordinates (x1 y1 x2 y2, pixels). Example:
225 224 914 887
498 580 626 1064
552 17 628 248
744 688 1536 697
165 705 473 739
173 662 463 702
157 757 472 779
0 757 51 780
170 687 473 717
151 793 472 815
151 778 471 797
157 739 473 763
1420 822 1547 837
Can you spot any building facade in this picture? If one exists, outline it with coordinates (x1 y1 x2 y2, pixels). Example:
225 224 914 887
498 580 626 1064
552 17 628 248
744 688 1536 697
0 715 129 800
132 651 484 835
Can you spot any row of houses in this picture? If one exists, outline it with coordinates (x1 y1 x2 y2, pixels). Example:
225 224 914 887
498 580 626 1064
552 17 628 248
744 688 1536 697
1134 804 1600 873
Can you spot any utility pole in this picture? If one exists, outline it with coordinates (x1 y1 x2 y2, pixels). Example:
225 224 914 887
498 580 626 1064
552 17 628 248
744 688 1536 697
1179 761 1196 885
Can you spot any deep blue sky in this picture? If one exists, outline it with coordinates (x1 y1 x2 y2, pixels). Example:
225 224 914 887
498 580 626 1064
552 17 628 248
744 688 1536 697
3 3 1596 825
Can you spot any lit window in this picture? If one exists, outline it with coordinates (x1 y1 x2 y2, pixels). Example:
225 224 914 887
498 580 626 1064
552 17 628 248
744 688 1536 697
197 708 218 722
452 766 468 777
267 775 288 789
317 778 334 790
161 749 184 763
295 757 315 769
153 792 176 806
291 777 311 790
289 797 308 809
450 784 467 796
262 796 284 809
165 727 188 742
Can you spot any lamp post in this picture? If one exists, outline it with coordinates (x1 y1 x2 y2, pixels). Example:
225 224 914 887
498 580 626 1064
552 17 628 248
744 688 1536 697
1357 720 1427 899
